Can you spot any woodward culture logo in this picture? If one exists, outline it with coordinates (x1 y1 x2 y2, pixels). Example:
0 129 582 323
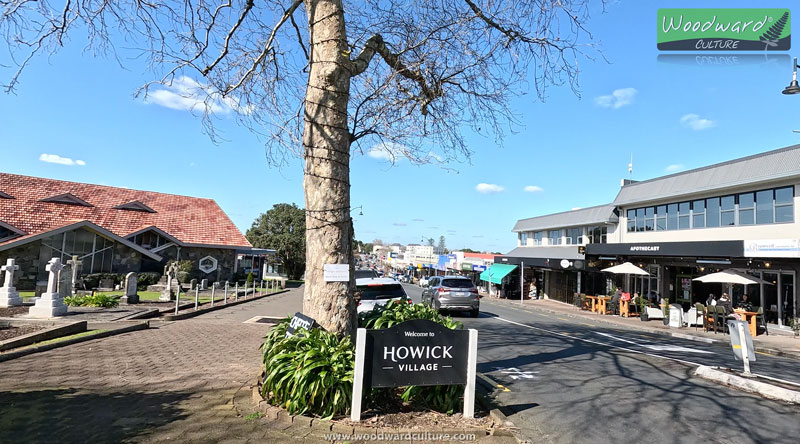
658 9 791 51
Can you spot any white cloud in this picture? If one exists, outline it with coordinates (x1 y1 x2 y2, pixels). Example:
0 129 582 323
412 218 424 222
524 185 543 193
475 183 504 194
680 113 714 130
189 162 197 167
665 163 684 172
594 87 638 109
392 222 407 227
39 153 86 166
143 75 254 115
367 142 406 162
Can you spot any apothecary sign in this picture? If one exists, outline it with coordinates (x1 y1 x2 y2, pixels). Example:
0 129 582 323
351 319 477 421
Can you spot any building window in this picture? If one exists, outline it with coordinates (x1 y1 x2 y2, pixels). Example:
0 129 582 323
656 205 667 231
706 197 720 228
667 203 678 230
588 226 607 243
756 189 774 224
644 207 655 231
635 208 645 232
627 209 635 232
566 227 582 244
549 229 561 245
519 232 528 245
533 231 544 245
775 186 794 223
738 192 755 225
678 202 690 229
721 195 735 226
692 199 705 229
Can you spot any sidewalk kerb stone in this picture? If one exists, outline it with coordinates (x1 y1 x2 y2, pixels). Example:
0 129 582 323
694 365 800 404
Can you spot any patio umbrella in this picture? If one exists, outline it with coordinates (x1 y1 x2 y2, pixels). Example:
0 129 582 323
693 271 772 285
601 262 650 276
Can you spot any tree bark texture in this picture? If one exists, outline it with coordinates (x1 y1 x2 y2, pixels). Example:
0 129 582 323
301 0 356 336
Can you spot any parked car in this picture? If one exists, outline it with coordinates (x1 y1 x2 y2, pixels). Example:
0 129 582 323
354 268 378 279
419 276 430 287
355 278 410 313
421 275 480 317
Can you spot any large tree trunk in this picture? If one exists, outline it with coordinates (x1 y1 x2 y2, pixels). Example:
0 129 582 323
301 0 356 336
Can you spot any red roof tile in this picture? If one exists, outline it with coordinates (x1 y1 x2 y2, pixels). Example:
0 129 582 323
0 173 251 248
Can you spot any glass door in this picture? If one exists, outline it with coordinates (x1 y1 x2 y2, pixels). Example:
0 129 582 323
762 272 779 325
780 272 795 326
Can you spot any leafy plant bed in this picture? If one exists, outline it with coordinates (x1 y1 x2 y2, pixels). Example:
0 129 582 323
0 325 46 341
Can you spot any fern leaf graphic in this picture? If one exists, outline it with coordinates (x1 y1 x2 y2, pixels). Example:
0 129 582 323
760 12 789 50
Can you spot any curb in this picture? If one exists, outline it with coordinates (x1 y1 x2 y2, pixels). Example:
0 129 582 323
485 298 800 361
0 320 149 363
161 290 289 321
694 365 800 404
0 320 87 351
118 308 160 320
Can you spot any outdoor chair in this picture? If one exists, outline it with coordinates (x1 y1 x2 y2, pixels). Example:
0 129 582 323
694 303 706 331
754 306 769 336
713 305 730 334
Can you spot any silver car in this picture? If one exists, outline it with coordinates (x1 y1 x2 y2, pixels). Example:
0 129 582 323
422 276 480 317
355 277 409 313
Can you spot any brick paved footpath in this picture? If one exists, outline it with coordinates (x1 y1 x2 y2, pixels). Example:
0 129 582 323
0 287 316 443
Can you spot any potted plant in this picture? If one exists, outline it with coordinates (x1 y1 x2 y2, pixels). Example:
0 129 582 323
790 317 800 338
639 295 649 321
663 298 670 326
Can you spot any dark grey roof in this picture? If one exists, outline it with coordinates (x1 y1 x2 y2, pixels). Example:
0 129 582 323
504 246 584 260
512 204 618 232
614 144 800 206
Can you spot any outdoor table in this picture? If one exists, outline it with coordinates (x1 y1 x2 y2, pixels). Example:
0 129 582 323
734 309 758 337
585 295 600 313
596 296 611 315
619 299 633 317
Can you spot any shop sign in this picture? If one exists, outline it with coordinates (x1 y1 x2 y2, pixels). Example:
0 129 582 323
351 319 477 421
744 239 800 258
472 265 487 272
462 263 474 271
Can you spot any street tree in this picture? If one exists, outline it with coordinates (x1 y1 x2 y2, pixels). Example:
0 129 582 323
246 203 306 280
427 238 436 247
438 236 446 250
2 0 599 336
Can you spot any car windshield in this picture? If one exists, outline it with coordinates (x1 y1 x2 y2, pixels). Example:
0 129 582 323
354 269 377 279
357 284 406 300
442 279 474 289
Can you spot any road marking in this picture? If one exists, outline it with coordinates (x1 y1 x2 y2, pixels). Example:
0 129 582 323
495 367 538 380
593 331 714 355
491 316 704 367
580 323 593 327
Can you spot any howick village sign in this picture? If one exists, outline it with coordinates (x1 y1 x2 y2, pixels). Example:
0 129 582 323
351 319 478 421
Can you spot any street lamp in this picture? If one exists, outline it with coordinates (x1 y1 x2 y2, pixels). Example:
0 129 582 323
782 57 800 95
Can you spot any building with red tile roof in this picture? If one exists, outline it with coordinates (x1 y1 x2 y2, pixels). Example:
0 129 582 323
0 173 262 290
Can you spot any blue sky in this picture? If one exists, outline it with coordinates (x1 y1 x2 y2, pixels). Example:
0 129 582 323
2 1 800 253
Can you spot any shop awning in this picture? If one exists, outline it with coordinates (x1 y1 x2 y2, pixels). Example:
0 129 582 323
480 264 518 284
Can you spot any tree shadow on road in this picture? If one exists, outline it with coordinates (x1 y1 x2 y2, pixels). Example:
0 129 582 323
0 388 189 443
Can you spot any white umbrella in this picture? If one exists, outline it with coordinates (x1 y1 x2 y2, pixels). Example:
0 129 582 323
601 262 650 276
693 271 772 285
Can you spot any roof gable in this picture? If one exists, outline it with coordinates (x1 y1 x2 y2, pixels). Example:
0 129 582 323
512 204 618 232
113 201 156 213
0 173 251 248
40 193 93 207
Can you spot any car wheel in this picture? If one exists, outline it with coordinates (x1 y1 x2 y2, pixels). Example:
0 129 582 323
470 308 479 318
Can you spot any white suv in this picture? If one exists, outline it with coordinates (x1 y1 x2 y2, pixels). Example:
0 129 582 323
355 278 409 313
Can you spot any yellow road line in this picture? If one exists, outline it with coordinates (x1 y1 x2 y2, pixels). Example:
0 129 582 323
755 351 771 356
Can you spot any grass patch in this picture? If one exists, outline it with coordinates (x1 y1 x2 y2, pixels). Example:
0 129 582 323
244 412 263 421
5 330 108 352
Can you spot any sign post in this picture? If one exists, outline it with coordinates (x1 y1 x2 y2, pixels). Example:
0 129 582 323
728 319 756 375
350 319 478 421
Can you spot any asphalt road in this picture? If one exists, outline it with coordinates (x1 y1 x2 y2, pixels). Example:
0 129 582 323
402 283 800 444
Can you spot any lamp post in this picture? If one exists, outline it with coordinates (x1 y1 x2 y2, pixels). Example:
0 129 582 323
782 57 800 95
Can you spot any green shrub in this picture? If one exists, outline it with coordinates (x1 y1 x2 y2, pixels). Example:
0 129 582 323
176 271 191 284
401 385 463 414
166 259 193 273
261 320 354 419
137 272 161 290
64 293 119 308
246 271 254 285
358 298 462 330
82 273 124 289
